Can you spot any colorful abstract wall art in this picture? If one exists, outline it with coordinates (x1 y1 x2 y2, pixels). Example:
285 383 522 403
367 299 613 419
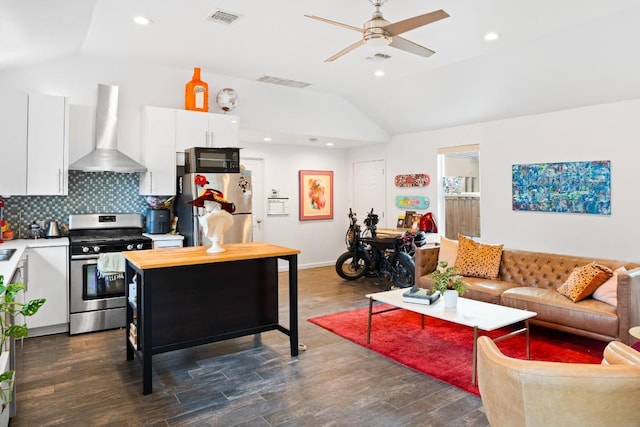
512 160 611 215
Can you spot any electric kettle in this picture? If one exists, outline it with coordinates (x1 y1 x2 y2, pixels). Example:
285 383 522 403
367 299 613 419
45 219 61 238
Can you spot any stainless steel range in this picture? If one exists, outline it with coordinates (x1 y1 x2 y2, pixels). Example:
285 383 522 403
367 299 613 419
68 213 152 335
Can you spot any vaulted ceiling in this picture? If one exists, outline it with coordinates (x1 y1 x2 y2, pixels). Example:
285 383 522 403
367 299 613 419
3 0 640 142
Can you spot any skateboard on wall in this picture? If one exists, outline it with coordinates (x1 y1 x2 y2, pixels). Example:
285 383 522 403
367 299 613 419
394 173 430 187
395 195 430 210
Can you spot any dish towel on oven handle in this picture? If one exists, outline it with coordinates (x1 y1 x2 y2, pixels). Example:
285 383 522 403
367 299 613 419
97 253 126 281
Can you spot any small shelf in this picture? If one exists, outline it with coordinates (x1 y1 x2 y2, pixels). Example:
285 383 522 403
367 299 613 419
267 197 290 215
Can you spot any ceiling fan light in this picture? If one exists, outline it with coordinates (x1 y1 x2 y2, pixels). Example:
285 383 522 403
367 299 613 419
366 36 392 47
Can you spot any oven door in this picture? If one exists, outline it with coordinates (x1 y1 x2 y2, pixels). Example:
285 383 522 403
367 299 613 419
69 255 126 313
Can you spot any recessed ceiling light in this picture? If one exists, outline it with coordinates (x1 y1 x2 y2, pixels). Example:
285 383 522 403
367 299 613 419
263 137 272 142
484 32 499 41
133 16 152 25
374 70 385 77
326 142 334 147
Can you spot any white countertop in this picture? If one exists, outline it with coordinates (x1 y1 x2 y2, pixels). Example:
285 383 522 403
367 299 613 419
0 238 69 282
143 233 184 241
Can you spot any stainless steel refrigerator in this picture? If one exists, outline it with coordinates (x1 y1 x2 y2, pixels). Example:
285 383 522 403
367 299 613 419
176 170 252 247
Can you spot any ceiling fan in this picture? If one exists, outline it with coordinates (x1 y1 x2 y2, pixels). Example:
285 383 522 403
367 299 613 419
305 0 449 62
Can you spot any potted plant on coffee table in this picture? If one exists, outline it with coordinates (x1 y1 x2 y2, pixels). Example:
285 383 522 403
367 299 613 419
0 274 45 421
428 261 466 308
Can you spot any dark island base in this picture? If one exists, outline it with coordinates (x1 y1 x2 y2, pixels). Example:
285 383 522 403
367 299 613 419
126 253 298 395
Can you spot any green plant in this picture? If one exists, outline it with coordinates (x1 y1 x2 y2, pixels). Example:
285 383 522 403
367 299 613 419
0 274 45 410
428 260 467 296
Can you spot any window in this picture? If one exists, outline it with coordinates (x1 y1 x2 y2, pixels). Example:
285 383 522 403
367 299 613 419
437 145 480 239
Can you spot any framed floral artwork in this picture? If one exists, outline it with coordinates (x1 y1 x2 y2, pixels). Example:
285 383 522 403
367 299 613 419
299 170 334 221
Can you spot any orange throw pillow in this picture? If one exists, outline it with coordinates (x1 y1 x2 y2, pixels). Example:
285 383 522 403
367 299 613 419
557 262 613 302
455 234 503 279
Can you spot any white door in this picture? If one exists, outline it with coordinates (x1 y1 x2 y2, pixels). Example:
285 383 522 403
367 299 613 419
353 160 386 226
241 158 264 242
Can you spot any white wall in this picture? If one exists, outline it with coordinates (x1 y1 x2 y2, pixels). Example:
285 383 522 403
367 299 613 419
377 99 640 261
240 142 349 268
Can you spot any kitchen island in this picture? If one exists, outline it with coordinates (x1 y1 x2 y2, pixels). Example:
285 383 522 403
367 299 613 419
123 242 300 395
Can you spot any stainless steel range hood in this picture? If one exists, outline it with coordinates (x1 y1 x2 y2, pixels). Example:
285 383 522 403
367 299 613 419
69 84 147 173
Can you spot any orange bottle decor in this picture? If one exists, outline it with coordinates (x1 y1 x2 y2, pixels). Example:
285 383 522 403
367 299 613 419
185 67 209 112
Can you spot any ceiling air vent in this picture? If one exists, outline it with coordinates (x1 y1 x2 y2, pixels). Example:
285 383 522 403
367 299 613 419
208 9 241 25
256 75 311 89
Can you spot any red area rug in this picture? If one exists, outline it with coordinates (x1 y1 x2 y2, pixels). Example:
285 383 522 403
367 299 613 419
308 305 607 396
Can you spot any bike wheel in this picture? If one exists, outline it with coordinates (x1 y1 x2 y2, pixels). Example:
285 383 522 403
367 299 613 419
335 251 369 280
392 252 416 288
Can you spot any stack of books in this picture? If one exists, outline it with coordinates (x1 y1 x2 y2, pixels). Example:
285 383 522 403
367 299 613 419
402 287 441 305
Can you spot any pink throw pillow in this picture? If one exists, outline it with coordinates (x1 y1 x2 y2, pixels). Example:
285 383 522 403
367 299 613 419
592 266 627 306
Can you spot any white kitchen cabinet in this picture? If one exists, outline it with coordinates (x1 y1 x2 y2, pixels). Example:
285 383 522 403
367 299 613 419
0 91 68 196
0 90 28 195
24 246 69 333
175 109 239 151
208 113 239 148
27 93 69 195
143 233 184 249
139 106 177 195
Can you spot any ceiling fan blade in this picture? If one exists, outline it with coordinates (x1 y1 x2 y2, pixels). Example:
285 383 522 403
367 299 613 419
389 36 436 58
305 15 362 32
324 39 366 62
384 9 449 37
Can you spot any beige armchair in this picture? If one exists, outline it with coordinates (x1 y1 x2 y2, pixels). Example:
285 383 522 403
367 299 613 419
477 336 640 427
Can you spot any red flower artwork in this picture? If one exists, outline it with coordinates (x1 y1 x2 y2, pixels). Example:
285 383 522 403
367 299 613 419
307 178 326 210
299 170 333 221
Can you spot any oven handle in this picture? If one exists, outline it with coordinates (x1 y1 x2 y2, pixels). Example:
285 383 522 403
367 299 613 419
71 254 100 261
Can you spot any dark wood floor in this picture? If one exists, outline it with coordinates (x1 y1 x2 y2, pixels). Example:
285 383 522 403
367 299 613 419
11 266 489 426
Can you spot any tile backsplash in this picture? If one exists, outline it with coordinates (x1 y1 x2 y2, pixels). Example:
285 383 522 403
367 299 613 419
3 171 149 238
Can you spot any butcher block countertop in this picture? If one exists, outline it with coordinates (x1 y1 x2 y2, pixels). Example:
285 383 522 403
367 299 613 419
123 242 300 270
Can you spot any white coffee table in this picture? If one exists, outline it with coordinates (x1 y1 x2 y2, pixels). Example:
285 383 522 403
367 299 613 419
366 288 537 386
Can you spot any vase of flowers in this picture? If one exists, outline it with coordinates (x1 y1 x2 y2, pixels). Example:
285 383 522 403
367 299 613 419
428 261 466 308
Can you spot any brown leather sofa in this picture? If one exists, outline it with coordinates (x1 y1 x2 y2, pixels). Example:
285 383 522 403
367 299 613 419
415 246 640 344
477 336 640 426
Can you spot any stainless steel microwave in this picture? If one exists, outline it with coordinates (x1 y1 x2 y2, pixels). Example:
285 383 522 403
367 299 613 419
184 147 240 173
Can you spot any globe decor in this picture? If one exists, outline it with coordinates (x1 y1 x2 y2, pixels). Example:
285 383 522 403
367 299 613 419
215 88 238 113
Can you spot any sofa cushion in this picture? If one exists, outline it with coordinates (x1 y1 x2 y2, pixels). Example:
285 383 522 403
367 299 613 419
438 236 458 267
592 266 627 306
455 234 503 280
557 262 613 302
501 287 619 338
462 276 520 305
